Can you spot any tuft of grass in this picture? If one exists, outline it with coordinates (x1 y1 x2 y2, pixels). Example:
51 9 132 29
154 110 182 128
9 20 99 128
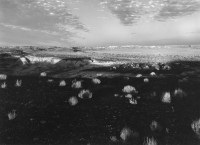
78 89 92 99
92 78 101 84
191 118 200 136
143 137 157 145
1 82 7 89
129 98 137 105
163 65 171 70
8 110 17 120
144 78 149 83
150 72 156 76
120 127 133 141
15 79 22 87
68 96 78 106
136 74 142 78
150 121 162 132
71 80 82 89
125 94 132 99
174 88 186 98
122 85 138 94
0 74 7 80
47 79 53 82
40 72 47 77
161 92 171 103
59 80 66 87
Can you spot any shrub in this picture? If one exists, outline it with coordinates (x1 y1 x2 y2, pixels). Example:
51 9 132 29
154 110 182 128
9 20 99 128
40 72 47 77
191 118 200 136
71 80 82 89
150 72 156 76
92 78 101 84
78 90 92 99
8 110 17 120
15 80 22 87
143 137 157 145
161 92 171 103
0 74 7 80
136 74 142 78
1 82 6 89
120 127 133 141
144 78 149 83
68 96 78 106
59 80 66 87
122 85 137 94
129 98 137 105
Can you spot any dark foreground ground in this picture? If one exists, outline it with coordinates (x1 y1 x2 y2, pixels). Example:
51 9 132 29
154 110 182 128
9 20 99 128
1 51 200 144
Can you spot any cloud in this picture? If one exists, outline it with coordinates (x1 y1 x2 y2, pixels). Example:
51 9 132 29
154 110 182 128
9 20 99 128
0 23 62 36
0 0 88 36
99 0 143 25
99 0 200 25
156 0 200 21
0 22 72 46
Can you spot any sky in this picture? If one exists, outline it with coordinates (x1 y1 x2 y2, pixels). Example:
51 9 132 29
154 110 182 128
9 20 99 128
0 0 200 47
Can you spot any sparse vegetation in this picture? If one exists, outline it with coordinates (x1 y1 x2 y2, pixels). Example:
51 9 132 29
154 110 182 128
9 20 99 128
59 80 66 87
0 74 7 80
1 82 7 89
1 48 200 144
122 85 138 94
78 89 92 99
143 137 157 145
71 80 82 89
161 92 171 103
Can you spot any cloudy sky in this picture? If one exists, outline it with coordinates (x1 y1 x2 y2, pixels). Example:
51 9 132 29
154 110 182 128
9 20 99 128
0 0 200 47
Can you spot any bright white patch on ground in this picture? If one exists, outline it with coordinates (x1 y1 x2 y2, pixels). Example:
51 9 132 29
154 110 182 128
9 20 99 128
26 55 61 64
15 80 22 87
0 74 7 80
161 92 171 103
78 89 92 99
122 85 137 94
8 110 17 120
68 96 78 106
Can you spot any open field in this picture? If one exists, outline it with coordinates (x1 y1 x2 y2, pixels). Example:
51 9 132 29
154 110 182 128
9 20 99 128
0 46 200 144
